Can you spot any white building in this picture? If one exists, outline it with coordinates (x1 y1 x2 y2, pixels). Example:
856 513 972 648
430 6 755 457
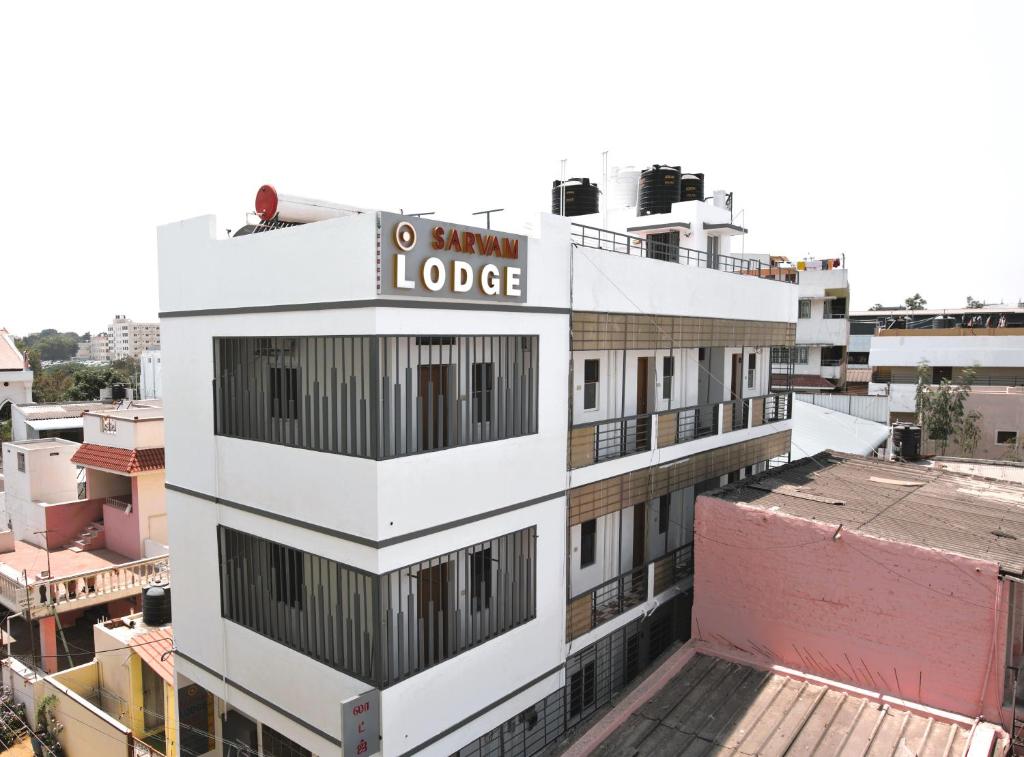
108 315 160 360
863 306 1024 459
0 328 33 418
158 178 796 756
140 349 162 399
76 331 111 362
769 261 849 392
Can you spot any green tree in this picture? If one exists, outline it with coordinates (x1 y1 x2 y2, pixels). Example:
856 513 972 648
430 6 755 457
868 303 887 311
915 362 981 456
966 295 984 308
904 293 927 310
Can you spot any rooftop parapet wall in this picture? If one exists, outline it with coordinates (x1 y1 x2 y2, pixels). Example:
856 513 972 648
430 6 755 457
869 334 1024 368
693 496 1009 725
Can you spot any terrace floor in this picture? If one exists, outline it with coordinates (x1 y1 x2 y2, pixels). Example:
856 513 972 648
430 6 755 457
0 542 133 582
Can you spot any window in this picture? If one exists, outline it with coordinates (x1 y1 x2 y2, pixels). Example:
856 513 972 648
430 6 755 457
261 724 312 757
798 299 812 319
997 431 1019 446
747 353 756 389
932 366 953 384
648 231 680 262
470 547 493 610
569 661 597 718
580 519 596 567
698 347 707 361
16 452 25 472
269 367 299 420
771 347 808 365
583 359 600 411
662 356 674 401
706 234 720 268
218 525 536 687
471 362 494 423
214 335 538 460
658 495 670 535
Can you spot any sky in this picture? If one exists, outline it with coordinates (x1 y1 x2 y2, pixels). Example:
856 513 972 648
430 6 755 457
2 1 1021 336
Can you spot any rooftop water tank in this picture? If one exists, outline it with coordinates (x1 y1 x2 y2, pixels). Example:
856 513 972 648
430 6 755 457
679 173 705 203
638 165 682 216
552 178 600 217
607 166 641 210
142 583 172 626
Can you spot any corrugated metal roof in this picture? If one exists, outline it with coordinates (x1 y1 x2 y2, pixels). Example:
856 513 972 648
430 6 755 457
713 451 1024 576
130 627 174 685
592 654 971 757
18 402 108 420
791 402 890 459
771 373 835 389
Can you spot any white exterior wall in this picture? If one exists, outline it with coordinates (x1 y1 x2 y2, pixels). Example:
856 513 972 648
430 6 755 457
82 413 164 450
140 351 162 399
869 334 1024 368
0 440 80 542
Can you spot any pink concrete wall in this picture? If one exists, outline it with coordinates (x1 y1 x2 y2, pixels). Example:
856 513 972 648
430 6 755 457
693 496 1010 724
102 478 141 559
43 498 105 550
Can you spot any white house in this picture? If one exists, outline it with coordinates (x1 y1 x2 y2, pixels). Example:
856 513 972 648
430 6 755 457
0 328 33 419
158 177 796 756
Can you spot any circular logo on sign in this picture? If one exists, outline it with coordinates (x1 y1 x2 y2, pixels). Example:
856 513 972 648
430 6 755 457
394 221 417 252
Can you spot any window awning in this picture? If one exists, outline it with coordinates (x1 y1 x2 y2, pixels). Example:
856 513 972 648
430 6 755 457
702 222 747 236
25 418 84 432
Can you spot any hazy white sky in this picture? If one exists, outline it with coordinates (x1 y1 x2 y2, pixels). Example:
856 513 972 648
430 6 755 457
2 1 1021 336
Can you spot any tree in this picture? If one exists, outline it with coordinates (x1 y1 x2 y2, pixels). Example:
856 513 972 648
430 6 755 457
966 295 984 309
868 303 887 311
915 362 981 456
904 293 927 311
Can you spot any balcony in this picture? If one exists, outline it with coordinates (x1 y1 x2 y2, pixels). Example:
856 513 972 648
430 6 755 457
567 543 693 641
569 393 792 469
570 224 793 283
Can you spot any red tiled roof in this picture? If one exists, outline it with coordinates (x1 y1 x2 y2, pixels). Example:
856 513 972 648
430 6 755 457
130 627 174 685
770 373 835 389
71 443 165 473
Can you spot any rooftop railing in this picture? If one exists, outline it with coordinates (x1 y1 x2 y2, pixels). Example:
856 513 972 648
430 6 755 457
570 224 795 283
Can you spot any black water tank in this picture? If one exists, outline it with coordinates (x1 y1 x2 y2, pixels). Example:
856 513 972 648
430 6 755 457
110 384 127 400
893 424 921 461
142 583 172 626
679 173 704 203
638 165 682 216
552 178 600 216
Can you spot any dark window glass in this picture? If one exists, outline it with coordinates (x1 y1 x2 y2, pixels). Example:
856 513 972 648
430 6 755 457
997 431 1018 445
583 359 599 410
932 366 953 383
270 367 299 420
261 724 312 757
470 547 493 610
271 543 304 609
16 453 25 472
658 495 670 535
583 661 596 707
580 520 596 567
662 356 674 401
569 670 583 717
415 336 456 346
798 300 812 318
472 362 494 423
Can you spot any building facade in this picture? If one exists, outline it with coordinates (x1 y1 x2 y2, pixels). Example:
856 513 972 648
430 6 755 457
76 331 111 362
0 328 33 418
859 306 1024 460
109 315 161 360
158 181 795 756
140 350 162 399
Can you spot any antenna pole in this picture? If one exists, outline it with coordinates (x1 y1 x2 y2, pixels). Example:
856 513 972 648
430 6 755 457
602 150 609 228
560 158 567 217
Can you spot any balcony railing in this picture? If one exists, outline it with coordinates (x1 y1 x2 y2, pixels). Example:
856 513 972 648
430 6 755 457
570 223 793 283
569 393 793 469
0 555 171 619
567 543 695 641
105 495 133 512
676 403 719 443
820 358 844 367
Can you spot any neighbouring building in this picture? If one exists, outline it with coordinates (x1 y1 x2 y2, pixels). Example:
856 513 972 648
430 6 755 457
0 328 33 422
109 315 161 360
158 176 796 756
0 403 168 677
858 305 1024 460
760 258 849 393
693 451 1024 735
10 400 110 443
140 349 162 399
76 332 111 363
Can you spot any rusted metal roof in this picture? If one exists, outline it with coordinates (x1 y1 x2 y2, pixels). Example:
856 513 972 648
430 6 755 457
130 627 174 686
771 373 835 389
712 451 1024 576
592 654 973 756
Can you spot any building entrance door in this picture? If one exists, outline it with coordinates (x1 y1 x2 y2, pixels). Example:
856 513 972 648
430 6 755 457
417 561 450 665
730 354 743 400
636 357 651 449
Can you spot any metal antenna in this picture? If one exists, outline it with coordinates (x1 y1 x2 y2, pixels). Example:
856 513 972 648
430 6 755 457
472 208 504 229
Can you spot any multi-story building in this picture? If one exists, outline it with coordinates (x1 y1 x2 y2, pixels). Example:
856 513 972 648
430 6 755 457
76 331 111 362
0 328 33 417
158 177 796 756
858 306 1024 459
109 315 160 360
752 258 850 393
0 404 169 675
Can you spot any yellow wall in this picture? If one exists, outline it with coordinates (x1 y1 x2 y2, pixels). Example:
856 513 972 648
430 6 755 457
43 672 132 757
163 680 177 757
